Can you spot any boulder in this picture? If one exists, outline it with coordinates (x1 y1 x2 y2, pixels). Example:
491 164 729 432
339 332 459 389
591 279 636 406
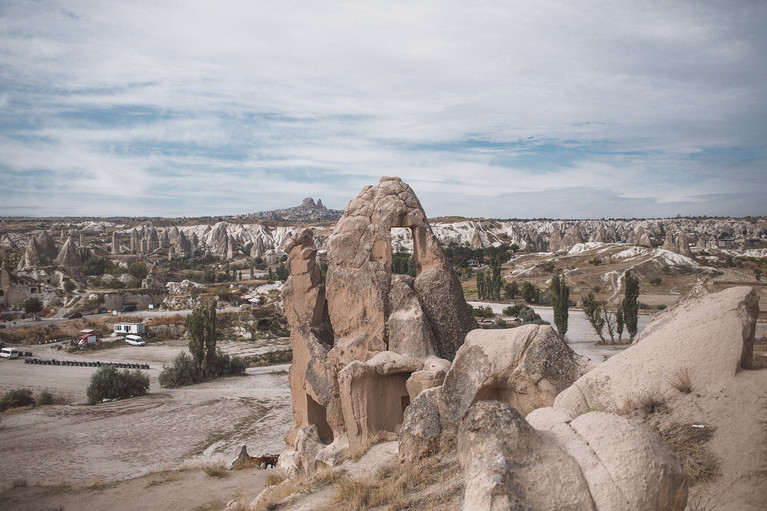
399 325 593 462
460 401 687 511
440 325 593 424
555 286 759 416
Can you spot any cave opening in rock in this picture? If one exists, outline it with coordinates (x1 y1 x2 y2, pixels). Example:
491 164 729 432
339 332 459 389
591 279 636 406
364 372 412 435
307 394 334 445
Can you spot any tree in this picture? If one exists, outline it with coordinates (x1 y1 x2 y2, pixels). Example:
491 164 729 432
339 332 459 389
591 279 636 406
504 281 519 299
582 292 605 341
520 281 539 303
187 300 218 379
602 302 617 343
616 304 624 342
86 365 149 404
275 263 289 281
23 297 43 314
550 274 569 336
622 270 640 340
128 261 148 281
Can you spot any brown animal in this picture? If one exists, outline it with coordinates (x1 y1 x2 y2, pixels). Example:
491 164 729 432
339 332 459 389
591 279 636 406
257 455 279 468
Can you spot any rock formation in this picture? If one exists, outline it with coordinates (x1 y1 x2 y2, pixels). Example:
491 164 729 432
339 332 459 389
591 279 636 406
459 401 687 511
16 230 58 270
399 325 593 462
281 177 477 472
555 286 758 416
54 236 83 282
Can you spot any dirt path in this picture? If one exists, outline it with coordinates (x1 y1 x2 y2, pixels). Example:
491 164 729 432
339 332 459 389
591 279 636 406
0 335 292 510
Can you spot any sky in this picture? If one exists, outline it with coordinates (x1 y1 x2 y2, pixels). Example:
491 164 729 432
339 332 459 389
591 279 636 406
1 1 765 220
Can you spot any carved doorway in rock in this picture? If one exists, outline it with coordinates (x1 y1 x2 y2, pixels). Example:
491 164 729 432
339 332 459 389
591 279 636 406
307 394 334 445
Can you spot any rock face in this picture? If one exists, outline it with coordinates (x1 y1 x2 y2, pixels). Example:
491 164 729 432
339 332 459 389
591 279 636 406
555 286 759 416
459 401 687 511
54 236 83 282
281 177 477 472
326 176 476 363
399 325 593 462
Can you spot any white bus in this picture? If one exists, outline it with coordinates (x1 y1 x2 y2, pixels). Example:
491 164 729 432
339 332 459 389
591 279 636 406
1 347 19 359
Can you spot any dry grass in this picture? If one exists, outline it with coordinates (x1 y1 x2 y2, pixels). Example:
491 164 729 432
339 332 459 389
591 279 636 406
621 392 668 416
686 495 716 511
201 462 229 478
11 478 28 488
668 368 693 394
652 421 720 486
326 455 461 511
148 314 187 326
193 499 226 511
265 472 287 487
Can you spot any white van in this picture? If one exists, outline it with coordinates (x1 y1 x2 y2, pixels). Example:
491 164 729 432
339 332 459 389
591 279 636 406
1 347 19 359
126 335 145 346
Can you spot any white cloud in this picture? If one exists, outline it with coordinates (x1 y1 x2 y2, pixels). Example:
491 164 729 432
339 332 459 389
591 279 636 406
0 0 765 218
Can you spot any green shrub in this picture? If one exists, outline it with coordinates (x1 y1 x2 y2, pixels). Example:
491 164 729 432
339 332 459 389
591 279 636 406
86 365 149 404
503 304 546 325
159 352 198 388
470 305 494 318
37 390 54 406
22 297 43 314
1 388 36 411
212 350 247 377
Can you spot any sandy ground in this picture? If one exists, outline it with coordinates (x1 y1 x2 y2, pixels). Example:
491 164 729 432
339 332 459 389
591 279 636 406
0 339 291 510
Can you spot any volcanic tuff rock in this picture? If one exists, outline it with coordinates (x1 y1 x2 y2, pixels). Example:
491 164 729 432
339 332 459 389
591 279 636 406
459 401 687 511
398 325 593 462
554 286 759 416
281 177 477 471
54 236 83 282
248 197 343 222
326 176 476 363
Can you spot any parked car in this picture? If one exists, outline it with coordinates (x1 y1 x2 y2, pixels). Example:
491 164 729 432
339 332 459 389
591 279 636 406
126 334 145 346
66 312 83 319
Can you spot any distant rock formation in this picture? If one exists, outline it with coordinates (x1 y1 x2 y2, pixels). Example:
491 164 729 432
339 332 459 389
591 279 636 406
54 236 83 282
16 230 58 270
248 197 343 222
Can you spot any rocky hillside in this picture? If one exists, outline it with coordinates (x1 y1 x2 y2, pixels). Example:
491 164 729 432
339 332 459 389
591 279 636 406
243 197 343 223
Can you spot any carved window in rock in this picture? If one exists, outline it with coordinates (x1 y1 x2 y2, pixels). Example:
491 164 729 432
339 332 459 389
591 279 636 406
390 227 416 277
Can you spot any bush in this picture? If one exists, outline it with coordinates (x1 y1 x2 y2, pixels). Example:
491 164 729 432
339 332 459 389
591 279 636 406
22 297 43 314
503 304 546 325
159 352 199 388
1 388 36 411
86 365 149 404
159 350 247 388
212 350 247 377
37 390 54 406
470 305 494 318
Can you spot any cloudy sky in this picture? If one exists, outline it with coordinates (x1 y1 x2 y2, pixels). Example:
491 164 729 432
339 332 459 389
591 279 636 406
1 1 765 219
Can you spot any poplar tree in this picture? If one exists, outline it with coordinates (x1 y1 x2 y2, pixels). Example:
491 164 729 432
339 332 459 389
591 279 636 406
187 300 218 379
550 274 569 336
622 270 640 340
582 292 605 342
